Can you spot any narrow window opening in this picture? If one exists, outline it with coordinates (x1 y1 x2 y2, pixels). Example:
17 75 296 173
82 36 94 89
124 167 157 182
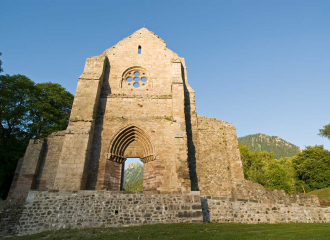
121 158 143 191
138 46 141 54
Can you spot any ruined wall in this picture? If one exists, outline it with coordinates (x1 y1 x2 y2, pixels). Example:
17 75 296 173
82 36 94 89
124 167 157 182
7 139 45 199
17 190 202 236
8 132 66 199
203 196 330 224
196 116 244 198
232 179 321 204
32 131 65 190
4 190 330 238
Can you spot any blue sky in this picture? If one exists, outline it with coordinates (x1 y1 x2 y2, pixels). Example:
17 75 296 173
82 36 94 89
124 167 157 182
1 0 329 161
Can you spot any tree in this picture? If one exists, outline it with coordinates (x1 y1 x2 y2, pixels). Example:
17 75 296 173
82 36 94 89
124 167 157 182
239 144 297 193
293 145 330 192
265 159 295 193
239 144 275 186
319 124 330 141
0 74 74 199
0 75 35 144
29 82 73 139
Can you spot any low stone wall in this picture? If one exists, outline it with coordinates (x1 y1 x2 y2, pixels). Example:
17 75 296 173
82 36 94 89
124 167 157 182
17 190 203 236
204 196 330 224
233 180 320 205
3 190 330 238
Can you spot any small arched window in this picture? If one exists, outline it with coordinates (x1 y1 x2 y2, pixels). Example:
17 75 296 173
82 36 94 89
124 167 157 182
138 45 141 54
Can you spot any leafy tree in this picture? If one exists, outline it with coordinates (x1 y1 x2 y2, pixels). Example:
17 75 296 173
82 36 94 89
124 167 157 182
239 144 297 193
293 145 330 192
29 82 73 139
238 144 253 179
0 74 73 199
239 144 274 186
265 159 294 193
0 75 36 143
319 124 330 141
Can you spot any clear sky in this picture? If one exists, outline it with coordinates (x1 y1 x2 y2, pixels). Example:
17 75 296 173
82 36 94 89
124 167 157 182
1 0 329 158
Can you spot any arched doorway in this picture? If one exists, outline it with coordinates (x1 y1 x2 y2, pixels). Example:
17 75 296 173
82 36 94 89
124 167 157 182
107 125 158 191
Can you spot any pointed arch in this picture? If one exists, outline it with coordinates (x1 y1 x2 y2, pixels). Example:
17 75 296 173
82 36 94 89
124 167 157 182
107 125 156 164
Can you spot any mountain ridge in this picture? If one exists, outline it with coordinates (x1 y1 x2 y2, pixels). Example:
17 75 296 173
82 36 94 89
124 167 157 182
124 162 143 185
238 133 301 159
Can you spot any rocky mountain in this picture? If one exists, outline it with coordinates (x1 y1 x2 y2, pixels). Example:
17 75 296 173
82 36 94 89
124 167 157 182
123 162 143 186
238 133 301 159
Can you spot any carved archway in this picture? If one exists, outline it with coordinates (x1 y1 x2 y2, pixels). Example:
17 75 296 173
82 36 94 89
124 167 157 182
107 125 156 164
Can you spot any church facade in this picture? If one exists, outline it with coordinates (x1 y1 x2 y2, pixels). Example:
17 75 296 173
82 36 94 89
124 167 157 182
8 28 244 199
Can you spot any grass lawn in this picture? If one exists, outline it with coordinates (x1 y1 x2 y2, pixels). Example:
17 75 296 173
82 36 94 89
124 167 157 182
13 223 330 240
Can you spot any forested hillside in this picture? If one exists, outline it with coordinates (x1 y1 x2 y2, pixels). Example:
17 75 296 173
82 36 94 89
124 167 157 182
123 179 143 191
124 162 143 185
238 133 301 159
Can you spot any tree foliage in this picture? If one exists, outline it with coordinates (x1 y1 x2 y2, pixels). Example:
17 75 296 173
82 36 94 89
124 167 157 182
293 145 330 191
123 179 143 191
319 124 330 141
239 144 298 193
30 82 73 139
240 142 330 194
0 74 73 199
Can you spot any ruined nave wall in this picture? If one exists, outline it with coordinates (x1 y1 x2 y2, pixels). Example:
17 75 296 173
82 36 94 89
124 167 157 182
7 132 65 199
196 116 244 198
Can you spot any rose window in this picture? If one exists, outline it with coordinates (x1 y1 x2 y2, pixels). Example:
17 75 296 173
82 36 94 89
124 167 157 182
125 70 148 88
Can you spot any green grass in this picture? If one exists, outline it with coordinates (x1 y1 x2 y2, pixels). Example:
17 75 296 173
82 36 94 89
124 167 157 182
12 223 330 240
307 188 330 201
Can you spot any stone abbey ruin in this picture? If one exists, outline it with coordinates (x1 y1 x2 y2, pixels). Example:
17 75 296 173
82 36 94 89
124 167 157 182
1 28 330 237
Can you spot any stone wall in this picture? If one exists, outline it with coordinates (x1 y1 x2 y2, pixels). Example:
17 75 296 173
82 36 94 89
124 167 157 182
17 191 203 236
2 190 330 238
233 179 320 205
8 132 66 199
7 139 45 199
32 131 65 190
196 116 244 198
204 196 330 224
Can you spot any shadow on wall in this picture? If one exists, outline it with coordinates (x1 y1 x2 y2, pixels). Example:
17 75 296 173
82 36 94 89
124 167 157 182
86 57 111 190
182 64 199 191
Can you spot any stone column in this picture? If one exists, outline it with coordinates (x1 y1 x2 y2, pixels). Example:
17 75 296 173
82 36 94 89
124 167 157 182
53 55 106 190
